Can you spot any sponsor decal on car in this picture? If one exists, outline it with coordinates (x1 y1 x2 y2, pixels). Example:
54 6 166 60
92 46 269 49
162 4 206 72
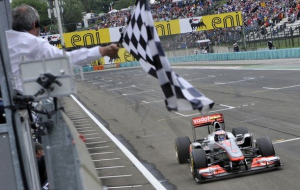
192 113 223 127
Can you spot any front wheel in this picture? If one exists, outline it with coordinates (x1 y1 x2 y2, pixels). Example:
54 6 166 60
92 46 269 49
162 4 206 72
175 136 190 164
190 149 207 182
256 137 275 157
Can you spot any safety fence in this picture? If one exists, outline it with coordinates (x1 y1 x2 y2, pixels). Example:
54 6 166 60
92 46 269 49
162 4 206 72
75 47 300 73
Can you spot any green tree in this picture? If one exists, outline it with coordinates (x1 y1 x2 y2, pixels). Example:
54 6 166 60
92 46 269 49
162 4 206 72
89 0 112 13
11 0 51 27
63 0 85 32
79 0 90 12
113 0 135 10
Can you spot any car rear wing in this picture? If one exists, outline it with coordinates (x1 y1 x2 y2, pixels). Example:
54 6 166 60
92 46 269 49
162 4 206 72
192 113 224 128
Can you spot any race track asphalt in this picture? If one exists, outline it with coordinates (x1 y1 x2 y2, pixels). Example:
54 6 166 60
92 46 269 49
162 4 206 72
67 58 300 190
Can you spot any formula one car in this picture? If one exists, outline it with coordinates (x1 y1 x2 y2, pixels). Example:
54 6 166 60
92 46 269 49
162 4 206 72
174 113 281 183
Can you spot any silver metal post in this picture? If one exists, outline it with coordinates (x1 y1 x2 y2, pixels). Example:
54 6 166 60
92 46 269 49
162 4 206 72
54 0 65 47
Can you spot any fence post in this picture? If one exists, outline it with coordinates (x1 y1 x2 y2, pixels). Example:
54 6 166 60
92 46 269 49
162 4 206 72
242 17 247 51
283 29 288 47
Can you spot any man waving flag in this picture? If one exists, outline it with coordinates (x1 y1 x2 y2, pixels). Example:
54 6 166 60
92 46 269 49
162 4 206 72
120 0 214 112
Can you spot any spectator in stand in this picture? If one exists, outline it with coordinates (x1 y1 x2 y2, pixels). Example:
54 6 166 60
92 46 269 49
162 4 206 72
97 0 215 29
233 43 240 52
97 0 300 49
268 40 274 50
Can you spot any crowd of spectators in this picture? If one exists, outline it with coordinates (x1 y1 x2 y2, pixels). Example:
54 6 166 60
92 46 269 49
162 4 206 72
165 0 300 50
90 0 300 50
93 0 216 29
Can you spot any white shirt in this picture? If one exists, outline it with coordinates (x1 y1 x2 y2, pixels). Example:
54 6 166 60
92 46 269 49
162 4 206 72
6 30 102 91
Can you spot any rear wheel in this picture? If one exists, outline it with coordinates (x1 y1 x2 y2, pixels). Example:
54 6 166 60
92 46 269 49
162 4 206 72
232 126 248 136
256 137 275 157
190 149 207 182
175 136 190 164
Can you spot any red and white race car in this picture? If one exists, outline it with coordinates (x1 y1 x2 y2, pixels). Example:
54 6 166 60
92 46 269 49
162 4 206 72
175 113 281 183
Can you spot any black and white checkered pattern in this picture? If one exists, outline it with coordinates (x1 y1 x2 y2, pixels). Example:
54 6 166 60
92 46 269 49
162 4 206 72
121 0 214 112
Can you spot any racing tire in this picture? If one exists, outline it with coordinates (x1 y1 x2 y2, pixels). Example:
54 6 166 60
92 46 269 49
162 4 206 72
256 137 275 157
190 149 208 182
232 126 248 137
175 136 190 164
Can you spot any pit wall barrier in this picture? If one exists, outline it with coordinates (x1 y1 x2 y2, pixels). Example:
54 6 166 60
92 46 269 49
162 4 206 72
75 48 300 72
117 48 300 68
167 48 300 63
74 63 120 73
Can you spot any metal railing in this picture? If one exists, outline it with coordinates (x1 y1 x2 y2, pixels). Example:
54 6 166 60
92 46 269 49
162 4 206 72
0 0 105 189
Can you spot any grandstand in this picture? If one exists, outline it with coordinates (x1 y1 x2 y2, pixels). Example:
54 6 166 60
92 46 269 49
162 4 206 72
73 0 300 51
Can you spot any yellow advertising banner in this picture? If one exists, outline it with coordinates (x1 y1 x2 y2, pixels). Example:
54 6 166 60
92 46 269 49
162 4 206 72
63 28 110 48
155 19 181 36
45 11 242 49
198 11 243 30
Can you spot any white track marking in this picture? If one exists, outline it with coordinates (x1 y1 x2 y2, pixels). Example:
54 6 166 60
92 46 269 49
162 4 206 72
93 158 120 162
141 100 164 104
174 112 186 117
87 146 109 150
96 166 125 170
68 117 87 120
107 85 136 91
89 152 114 155
107 185 143 189
273 137 300 144
99 175 132 179
122 90 155 96
73 120 89 123
85 137 102 140
66 113 82 116
100 84 111 87
174 104 235 117
74 123 90 126
77 129 96 132
263 84 300 90
71 95 167 190
76 127 93 130
82 133 99 136
80 132 100 135
214 77 255 84
65 108 81 111
186 75 215 81
85 141 107 145
134 73 145 76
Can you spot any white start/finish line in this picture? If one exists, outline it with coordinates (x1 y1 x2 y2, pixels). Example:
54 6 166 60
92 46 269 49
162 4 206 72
70 95 167 190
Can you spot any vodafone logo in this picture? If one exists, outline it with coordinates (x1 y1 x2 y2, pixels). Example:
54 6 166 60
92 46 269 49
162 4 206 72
192 114 223 126
193 116 209 124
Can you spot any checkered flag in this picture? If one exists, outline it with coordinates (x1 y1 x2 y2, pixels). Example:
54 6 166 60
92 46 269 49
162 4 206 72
120 0 214 112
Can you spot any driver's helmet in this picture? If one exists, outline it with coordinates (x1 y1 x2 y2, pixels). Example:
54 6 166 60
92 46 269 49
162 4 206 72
215 130 226 141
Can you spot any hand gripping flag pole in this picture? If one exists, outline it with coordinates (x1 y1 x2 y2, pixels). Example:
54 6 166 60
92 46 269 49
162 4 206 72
120 0 214 112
